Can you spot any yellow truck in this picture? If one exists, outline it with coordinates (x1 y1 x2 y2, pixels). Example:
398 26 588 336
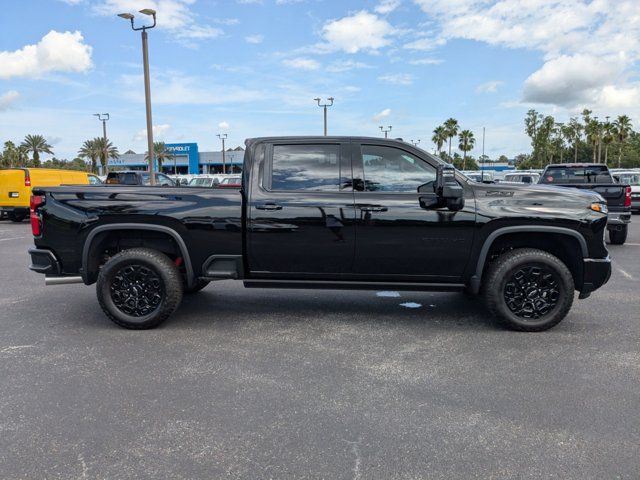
0 168 90 222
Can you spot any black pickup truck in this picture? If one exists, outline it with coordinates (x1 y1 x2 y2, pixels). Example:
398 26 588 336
539 163 632 244
28 137 611 332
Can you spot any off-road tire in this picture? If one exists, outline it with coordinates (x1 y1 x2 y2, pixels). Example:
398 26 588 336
97 248 183 329
482 248 574 332
609 226 628 245
184 279 210 294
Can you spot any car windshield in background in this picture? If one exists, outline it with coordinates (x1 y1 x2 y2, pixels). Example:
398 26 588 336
618 173 640 185
189 178 213 187
540 166 611 184
106 173 138 185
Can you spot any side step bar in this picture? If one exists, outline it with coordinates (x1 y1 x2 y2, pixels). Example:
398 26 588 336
45 276 84 286
244 279 466 292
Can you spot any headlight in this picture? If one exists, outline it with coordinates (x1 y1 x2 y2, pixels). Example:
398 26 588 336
590 202 608 214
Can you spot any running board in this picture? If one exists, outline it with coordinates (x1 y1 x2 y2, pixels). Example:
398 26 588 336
243 279 465 292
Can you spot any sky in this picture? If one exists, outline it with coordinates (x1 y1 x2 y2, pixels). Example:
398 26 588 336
1 0 639 161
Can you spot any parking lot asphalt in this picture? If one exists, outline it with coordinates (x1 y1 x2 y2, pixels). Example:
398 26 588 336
0 219 639 479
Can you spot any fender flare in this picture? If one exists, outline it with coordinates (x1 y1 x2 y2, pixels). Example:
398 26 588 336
469 225 588 294
81 223 195 287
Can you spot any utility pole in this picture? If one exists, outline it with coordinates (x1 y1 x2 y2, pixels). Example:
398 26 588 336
380 126 392 138
217 133 227 174
118 8 157 185
481 127 486 182
93 113 109 174
314 97 334 136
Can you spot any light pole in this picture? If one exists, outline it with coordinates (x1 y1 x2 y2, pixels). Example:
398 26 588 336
380 125 392 138
410 139 420 147
93 113 109 175
217 133 227 174
118 9 157 185
314 97 334 136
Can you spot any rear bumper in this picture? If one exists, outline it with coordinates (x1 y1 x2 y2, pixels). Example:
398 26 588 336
28 248 61 275
580 256 612 297
607 211 631 227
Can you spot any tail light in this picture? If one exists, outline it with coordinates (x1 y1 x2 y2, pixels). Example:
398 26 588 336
24 170 31 187
30 194 45 236
624 186 632 208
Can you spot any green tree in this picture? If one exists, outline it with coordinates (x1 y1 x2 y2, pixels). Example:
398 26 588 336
145 141 174 172
78 139 100 173
613 115 632 168
443 118 459 157
431 125 447 154
93 137 119 174
565 117 583 162
20 134 53 166
602 120 615 165
458 130 475 170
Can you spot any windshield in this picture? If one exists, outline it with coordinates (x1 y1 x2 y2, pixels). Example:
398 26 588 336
540 166 612 184
189 178 213 187
617 173 640 185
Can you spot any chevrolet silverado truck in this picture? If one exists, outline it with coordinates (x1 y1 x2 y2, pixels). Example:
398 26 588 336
539 163 632 244
28 137 611 332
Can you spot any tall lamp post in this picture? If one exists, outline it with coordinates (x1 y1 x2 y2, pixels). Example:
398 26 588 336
118 9 157 185
93 113 109 175
380 125 392 138
217 133 228 174
314 97 334 136
410 139 420 147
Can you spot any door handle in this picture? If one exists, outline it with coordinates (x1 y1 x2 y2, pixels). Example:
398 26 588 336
359 205 387 212
255 203 283 211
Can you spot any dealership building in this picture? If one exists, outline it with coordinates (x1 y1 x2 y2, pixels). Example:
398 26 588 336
107 142 244 174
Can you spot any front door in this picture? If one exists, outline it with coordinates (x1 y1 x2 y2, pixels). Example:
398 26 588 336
351 142 476 281
248 140 356 277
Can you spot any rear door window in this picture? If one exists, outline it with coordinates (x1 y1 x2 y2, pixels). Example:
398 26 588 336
270 144 344 191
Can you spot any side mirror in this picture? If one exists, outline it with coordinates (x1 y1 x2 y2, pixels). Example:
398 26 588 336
436 164 464 211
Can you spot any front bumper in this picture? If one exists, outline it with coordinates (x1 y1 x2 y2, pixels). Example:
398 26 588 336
580 256 612 298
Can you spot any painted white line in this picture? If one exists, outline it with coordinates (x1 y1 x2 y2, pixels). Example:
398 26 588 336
0 345 34 353
623 243 640 246
400 302 422 308
0 236 29 242
377 291 400 297
617 268 635 280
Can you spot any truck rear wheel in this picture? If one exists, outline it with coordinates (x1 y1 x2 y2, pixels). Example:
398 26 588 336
608 226 628 245
482 248 574 332
97 248 183 329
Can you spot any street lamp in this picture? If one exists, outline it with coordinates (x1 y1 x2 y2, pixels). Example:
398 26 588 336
93 113 109 175
118 8 157 184
410 139 420 147
217 133 228 174
314 97 334 136
380 125 392 138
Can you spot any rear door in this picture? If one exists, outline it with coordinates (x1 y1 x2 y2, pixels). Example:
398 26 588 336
248 139 356 277
0 170 27 208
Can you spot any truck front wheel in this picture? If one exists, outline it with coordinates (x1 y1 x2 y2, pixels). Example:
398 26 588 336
8 210 26 222
97 248 183 329
608 226 628 245
482 248 574 332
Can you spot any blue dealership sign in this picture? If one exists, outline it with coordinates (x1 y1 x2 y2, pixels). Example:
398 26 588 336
166 142 199 174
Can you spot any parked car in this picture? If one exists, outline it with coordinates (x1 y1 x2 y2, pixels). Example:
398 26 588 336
539 163 632 244
216 175 242 188
105 171 176 186
88 174 103 185
0 168 90 222
502 172 540 184
28 137 611 332
612 171 640 213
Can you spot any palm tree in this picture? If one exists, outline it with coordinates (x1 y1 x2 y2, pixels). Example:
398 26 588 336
602 120 615 165
613 115 632 168
458 130 475 170
431 126 447 154
78 139 100 173
443 118 459 158
145 142 174 173
565 117 583 162
20 134 53 167
93 137 119 174
584 119 601 163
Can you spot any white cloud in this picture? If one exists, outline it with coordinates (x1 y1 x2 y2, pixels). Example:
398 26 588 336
133 124 171 141
373 108 391 121
94 0 222 40
379 73 414 85
325 60 371 72
245 34 264 44
375 0 401 14
320 11 396 54
476 80 504 94
412 0 640 110
218 121 230 130
409 57 443 65
0 91 20 111
0 30 92 80
283 57 321 70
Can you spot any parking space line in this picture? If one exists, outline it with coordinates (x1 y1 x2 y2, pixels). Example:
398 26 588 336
0 236 30 242
617 268 635 280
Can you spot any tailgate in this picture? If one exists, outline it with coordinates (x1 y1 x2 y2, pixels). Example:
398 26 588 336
589 185 625 205
0 169 29 208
